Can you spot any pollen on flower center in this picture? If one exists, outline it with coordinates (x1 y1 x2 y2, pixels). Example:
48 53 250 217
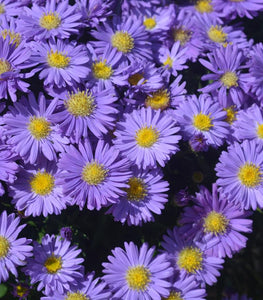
30 171 55 196
238 163 262 188
208 25 227 44
65 292 88 300
193 113 213 131
0 235 10 258
28 116 51 140
0 59 11 75
82 162 107 185
163 291 183 300
128 73 145 86
92 60 113 80
111 31 134 53
204 211 229 234
126 177 147 201
66 91 95 117
144 17 156 30
1 29 21 47
257 124 263 139
16 285 28 298
44 254 62 274
224 106 237 124
173 27 191 46
39 12 61 30
177 247 203 273
135 126 159 148
221 72 238 89
0 4 5 14
126 265 151 291
195 0 213 13
47 50 70 68
163 56 173 68
145 89 170 110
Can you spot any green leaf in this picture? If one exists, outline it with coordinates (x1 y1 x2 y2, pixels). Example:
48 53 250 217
0 284 7 298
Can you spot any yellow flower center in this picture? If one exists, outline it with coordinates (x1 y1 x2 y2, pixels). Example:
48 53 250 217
204 211 229 234
195 0 213 13
224 106 237 124
92 60 113 80
28 116 51 140
173 27 191 46
238 163 262 188
44 255 62 274
193 113 213 131
257 124 263 139
162 291 183 300
177 247 203 273
163 56 173 68
208 25 227 44
39 12 61 30
30 171 55 196
111 31 134 53
1 29 21 47
16 285 28 297
221 72 238 89
66 91 95 117
143 17 156 30
47 50 70 68
0 4 5 14
126 177 147 201
0 59 11 75
128 73 145 86
126 266 151 291
135 126 159 148
65 292 88 300
0 235 9 258
82 162 107 185
145 89 170 110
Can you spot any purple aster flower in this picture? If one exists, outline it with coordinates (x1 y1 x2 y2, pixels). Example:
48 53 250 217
215 139 263 210
60 227 72 241
19 0 82 41
106 166 169 226
2 92 68 164
24 234 84 296
49 85 118 143
114 107 181 169
161 226 224 286
232 104 263 144
0 16 23 47
0 211 32 283
174 94 229 147
199 45 249 108
30 38 90 88
91 16 152 63
0 36 34 102
102 241 173 300
180 184 252 258
41 272 111 300
11 282 31 299
189 133 209 152
58 139 131 210
0 0 24 20
9 159 71 217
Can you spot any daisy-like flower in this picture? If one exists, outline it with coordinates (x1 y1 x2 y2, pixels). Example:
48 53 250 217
174 94 229 147
180 184 252 258
232 104 263 144
215 139 263 210
19 0 82 40
91 15 152 63
11 282 31 299
0 0 24 20
102 241 173 300
106 166 169 226
0 35 34 102
58 139 131 210
199 45 249 108
0 16 23 47
50 85 118 142
24 234 84 296
42 272 111 300
2 93 68 164
114 107 181 169
161 226 224 286
9 159 71 217
30 38 90 88
0 211 32 283
189 133 209 152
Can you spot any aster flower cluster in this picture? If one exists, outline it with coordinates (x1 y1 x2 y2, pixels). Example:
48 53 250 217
0 0 263 299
